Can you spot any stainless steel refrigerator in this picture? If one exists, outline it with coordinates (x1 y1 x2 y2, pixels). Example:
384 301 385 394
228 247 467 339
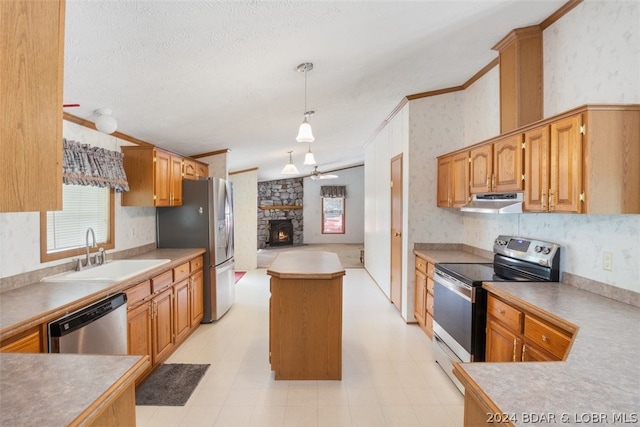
156 177 235 322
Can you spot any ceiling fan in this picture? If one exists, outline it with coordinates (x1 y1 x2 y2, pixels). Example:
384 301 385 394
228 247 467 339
310 166 338 181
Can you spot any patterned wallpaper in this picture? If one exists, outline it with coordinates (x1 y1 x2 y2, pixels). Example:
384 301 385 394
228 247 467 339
0 121 156 279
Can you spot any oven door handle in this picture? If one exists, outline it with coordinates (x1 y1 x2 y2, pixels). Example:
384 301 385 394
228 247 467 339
434 270 474 302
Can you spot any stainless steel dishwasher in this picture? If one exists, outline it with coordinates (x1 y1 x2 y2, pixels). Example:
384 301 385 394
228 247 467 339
48 293 128 354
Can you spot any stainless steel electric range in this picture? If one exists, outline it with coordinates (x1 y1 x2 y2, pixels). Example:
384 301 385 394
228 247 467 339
432 235 561 392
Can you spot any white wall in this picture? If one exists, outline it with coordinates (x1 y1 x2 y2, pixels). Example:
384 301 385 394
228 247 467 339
303 166 365 244
229 170 258 271
0 121 156 279
364 124 392 299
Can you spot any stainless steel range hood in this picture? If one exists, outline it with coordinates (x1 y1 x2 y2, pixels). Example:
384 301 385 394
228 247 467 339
460 193 523 214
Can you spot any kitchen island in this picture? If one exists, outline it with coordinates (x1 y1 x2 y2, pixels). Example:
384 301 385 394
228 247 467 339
267 251 345 380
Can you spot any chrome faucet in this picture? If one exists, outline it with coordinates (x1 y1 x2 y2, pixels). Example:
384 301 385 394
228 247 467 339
85 227 97 267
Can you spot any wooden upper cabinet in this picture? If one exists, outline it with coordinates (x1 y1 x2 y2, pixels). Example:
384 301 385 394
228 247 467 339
121 146 183 207
437 151 469 208
195 162 209 179
493 25 543 133
183 159 197 180
549 115 583 213
493 134 524 192
523 125 550 212
469 145 492 194
1 0 65 212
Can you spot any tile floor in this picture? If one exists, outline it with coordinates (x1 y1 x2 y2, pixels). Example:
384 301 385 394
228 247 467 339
135 268 463 427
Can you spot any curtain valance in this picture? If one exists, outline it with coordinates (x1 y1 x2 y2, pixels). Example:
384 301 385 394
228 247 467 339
62 139 129 192
320 185 346 198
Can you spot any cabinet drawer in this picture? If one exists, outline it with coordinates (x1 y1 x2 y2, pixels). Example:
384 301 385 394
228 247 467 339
426 277 434 294
426 292 434 316
415 257 428 275
125 280 151 307
190 256 204 272
151 270 173 294
487 295 522 332
173 262 190 282
524 315 571 360
426 262 434 278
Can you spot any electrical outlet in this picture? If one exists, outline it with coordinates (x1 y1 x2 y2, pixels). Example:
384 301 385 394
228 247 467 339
603 252 613 271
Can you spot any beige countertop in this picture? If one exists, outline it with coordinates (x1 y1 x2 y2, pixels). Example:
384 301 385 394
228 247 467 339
0 353 149 426
0 248 204 341
267 251 346 279
458 281 640 426
413 248 492 264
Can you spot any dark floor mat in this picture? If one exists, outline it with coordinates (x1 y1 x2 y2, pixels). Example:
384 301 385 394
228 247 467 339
135 363 210 406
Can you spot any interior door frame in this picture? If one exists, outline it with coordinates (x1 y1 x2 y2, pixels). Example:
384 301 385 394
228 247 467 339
390 154 403 312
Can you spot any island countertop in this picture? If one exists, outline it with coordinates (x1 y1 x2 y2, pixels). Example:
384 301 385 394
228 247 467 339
455 281 640 426
0 353 149 426
267 251 346 279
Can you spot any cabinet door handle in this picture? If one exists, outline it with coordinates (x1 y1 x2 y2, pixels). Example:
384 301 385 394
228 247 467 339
486 176 490 189
512 338 517 362
492 174 495 190
521 344 526 361
541 190 547 210
548 190 555 211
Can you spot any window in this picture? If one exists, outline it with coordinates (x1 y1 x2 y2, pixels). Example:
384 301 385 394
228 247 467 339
40 184 115 262
322 197 345 234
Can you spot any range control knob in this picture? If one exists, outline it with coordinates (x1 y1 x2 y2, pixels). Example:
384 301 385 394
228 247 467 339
542 247 551 255
534 245 542 253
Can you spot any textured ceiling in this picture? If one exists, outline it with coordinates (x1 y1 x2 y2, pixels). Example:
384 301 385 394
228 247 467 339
63 0 566 181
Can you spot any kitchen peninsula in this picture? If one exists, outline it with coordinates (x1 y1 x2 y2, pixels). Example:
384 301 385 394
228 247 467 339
267 251 345 380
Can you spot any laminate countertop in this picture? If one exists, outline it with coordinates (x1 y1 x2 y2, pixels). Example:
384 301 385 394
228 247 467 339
0 353 149 426
0 248 205 341
457 281 640 426
413 248 492 264
267 251 346 279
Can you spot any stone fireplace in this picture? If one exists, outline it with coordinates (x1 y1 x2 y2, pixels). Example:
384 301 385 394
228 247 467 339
257 178 304 249
269 220 293 246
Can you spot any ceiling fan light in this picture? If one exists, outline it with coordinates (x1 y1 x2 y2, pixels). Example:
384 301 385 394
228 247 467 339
303 150 317 166
296 118 315 143
94 108 117 134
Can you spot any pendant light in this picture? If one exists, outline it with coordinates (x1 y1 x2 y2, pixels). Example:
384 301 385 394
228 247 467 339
303 143 317 166
295 62 315 143
93 108 117 134
281 151 300 174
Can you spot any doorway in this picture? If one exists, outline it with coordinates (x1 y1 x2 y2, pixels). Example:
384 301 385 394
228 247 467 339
390 154 403 311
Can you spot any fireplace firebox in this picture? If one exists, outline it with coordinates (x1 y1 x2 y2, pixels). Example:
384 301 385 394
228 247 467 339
269 220 293 247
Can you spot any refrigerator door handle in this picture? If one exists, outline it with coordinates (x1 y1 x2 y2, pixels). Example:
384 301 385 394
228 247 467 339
216 258 234 271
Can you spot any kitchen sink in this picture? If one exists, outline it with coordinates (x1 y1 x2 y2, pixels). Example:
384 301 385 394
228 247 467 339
42 259 171 282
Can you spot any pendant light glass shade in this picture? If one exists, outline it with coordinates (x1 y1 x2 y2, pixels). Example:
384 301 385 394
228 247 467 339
303 144 317 166
295 62 315 143
296 116 315 143
281 151 299 174
94 108 117 134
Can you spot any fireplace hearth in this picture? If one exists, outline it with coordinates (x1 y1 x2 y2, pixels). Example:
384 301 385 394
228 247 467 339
269 220 294 247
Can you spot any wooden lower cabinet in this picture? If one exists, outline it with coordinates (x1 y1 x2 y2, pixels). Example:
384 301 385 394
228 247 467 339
152 286 174 364
0 326 43 353
127 301 152 358
414 255 434 338
485 293 575 363
173 278 191 344
189 269 204 325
